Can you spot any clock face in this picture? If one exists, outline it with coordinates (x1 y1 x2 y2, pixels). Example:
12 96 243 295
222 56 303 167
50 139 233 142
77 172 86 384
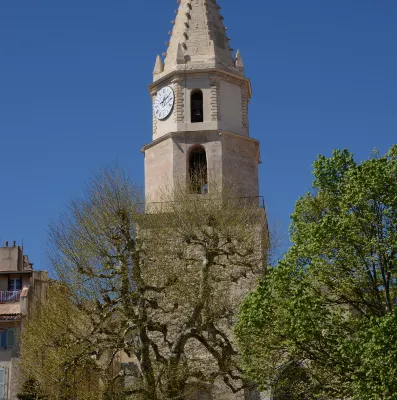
154 86 175 120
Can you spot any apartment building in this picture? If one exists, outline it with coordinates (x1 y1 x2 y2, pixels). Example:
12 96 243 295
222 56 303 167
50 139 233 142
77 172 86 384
0 242 48 400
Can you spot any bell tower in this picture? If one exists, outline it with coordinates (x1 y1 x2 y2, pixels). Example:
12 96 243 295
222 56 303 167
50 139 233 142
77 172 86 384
143 0 261 203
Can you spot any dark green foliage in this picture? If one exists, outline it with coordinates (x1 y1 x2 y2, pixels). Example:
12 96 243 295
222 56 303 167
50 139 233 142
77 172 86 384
236 146 397 399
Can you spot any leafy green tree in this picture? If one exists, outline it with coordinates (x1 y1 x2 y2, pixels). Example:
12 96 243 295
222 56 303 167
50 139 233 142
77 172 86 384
20 284 115 400
17 377 47 400
236 146 397 400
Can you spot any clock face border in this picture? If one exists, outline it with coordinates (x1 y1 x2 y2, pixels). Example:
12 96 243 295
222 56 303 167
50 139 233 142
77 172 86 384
154 86 175 121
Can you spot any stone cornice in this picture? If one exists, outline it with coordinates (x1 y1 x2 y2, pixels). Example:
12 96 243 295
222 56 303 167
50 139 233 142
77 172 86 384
141 130 259 153
218 130 259 145
141 132 174 153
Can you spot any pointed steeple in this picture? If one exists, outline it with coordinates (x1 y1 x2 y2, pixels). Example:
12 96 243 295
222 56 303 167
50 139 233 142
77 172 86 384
153 54 164 75
156 0 241 79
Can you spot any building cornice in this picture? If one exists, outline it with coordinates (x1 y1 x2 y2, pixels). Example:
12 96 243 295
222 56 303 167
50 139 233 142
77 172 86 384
141 130 259 153
218 130 259 145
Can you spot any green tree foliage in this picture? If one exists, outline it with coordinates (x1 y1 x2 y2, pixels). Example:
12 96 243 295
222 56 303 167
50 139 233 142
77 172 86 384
17 377 47 400
20 284 120 400
236 146 397 399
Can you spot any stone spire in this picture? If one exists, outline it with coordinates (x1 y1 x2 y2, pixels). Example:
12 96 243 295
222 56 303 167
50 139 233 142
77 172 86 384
155 0 241 80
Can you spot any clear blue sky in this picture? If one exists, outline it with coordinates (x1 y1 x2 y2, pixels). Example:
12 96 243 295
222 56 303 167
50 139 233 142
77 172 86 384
0 0 396 270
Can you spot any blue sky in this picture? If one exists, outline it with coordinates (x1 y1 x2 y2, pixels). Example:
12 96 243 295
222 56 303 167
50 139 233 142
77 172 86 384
0 0 396 271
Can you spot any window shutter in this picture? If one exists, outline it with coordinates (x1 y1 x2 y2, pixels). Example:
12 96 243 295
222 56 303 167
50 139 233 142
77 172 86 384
0 367 6 399
0 333 6 349
6 329 15 349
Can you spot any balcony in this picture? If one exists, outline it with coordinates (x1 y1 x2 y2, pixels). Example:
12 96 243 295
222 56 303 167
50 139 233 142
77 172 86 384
0 291 21 303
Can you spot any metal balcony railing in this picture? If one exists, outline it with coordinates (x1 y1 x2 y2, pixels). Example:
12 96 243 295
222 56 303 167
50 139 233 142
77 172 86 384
0 291 21 303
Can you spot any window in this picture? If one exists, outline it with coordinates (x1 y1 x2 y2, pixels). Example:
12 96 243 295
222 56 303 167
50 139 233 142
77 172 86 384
6 330 15 348
0 329 15 349
0 367 5 400
191 90 203 123
0 333 5 349
9 278 21 292
189 146 208 194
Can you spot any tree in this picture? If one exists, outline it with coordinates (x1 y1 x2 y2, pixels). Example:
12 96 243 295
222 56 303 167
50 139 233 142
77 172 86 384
38 167 268 399
236 146 397 400
19 284 117 400
17 377 47 400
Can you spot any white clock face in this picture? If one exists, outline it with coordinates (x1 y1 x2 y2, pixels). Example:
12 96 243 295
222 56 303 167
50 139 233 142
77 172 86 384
154 86 175 120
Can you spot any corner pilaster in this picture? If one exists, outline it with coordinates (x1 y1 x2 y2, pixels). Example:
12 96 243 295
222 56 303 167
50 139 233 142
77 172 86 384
152 94 158 137
242 86 249 129
209 75 221 122
171 76 185 123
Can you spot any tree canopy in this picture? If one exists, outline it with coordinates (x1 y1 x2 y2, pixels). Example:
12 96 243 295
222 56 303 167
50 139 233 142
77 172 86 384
236 145 397 400
21 167 269 399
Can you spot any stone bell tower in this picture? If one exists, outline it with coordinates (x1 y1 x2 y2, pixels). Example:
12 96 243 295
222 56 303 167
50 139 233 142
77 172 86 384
143 0 261 203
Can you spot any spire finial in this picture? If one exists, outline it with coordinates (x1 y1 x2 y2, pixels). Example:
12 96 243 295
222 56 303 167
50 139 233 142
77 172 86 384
176 43 185 65
235 50 244 73
153 54 164 75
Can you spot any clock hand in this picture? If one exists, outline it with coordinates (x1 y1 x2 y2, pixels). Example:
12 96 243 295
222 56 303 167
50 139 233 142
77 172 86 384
161 94 171 106
164 98 173 106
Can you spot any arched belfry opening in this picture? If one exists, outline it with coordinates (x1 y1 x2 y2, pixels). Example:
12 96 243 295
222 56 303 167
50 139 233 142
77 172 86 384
191 90 204 123
188 146 208 194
